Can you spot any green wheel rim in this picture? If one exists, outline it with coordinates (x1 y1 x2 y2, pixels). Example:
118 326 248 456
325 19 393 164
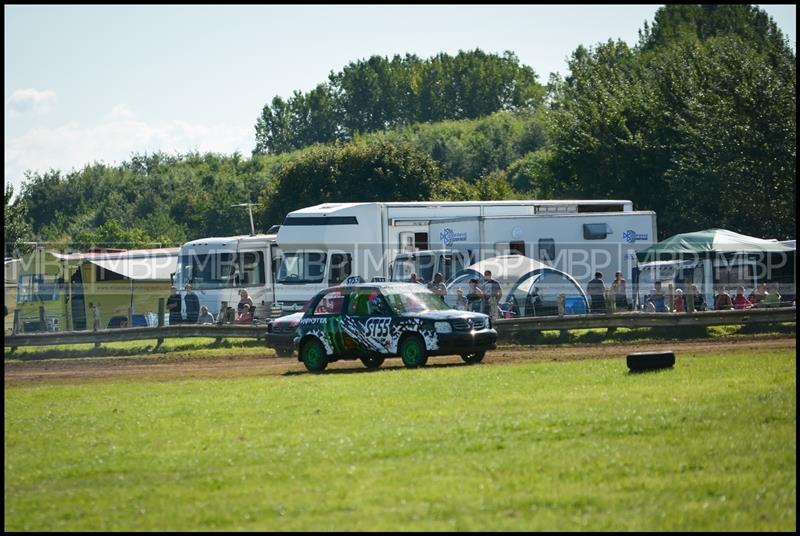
403 341 421 365
305 344 323 367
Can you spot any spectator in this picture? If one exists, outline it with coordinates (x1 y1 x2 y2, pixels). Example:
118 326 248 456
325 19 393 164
236 303 254 324
197 305 215 324
691 284 707 311
455 288 467 311
481 270 502 320
238 289 254 313
166 286 183 325
611 271 628 311
408 272 419 284
587 271 606 313
184 284 200 324
427 272 447 302
760 284 781 307
732 286 753 310
466 278 484 313
748 283 768 306
673 288 685 313
714 287 733 310
648 281 668 312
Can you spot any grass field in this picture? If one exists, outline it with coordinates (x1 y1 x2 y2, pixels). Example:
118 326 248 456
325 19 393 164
4 349 796 531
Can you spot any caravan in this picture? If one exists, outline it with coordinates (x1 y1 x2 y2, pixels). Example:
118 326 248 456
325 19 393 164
175 233 282 320
14 247 177 332
274 200 639 312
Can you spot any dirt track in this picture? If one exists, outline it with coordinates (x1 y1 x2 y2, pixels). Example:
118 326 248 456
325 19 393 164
4 336 795 386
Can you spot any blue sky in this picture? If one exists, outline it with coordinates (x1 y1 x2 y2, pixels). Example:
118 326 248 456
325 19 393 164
4 4 796 195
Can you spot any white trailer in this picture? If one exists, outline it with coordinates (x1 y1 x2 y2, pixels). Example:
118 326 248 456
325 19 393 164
175 233 282 320
274 200 637 311
425 211 658 299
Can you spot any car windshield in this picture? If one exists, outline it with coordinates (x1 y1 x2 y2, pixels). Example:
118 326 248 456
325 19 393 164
382 289 450 315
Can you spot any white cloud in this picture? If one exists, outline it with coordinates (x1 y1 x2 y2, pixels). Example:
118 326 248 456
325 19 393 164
6 88 57 116
4 108 254 193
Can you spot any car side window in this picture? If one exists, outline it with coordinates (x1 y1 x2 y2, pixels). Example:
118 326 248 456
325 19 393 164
348 289 391 316
313 290 345 316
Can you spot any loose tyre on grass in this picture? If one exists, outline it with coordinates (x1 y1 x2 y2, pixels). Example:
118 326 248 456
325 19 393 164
627 350 675 372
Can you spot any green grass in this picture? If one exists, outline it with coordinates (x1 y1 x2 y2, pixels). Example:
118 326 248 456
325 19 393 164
4 337 275 361
5 322 795 361
4 351 796 531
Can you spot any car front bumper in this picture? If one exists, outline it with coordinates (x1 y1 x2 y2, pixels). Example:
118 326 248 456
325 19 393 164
433 329 497 355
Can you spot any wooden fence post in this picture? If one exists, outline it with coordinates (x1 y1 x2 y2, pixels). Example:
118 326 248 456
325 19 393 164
557 294 568 338
92 304 101 349
13 309 21 335
156 297 165 348
39 305 46 331
667 284 675 312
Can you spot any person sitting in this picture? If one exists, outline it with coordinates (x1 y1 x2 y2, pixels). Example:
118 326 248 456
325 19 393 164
691 284 707 311
197 305 215 324
673 288 685 313
236 303 254 324
714 287 733 310
649 281 668 312
238 289 254 313
760 284 781 307
403 296 424 313
748 283 768 306
732 286 753 310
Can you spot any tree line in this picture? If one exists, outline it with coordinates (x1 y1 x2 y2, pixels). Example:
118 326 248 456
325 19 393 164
5 4 796 257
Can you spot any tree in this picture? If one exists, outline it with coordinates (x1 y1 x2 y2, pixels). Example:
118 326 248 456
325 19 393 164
260 140 443 227
4 185 34 257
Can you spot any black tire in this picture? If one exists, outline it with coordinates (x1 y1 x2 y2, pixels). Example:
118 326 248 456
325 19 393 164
399 335 428 369
627 351 675 373
360 356 385 370
461 351 485 365
301 338 328 373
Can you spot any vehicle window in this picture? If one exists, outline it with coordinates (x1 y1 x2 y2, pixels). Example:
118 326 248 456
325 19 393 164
278 252 327 284
329 253 352 285
313 290 345 316
348 289 391 316
383 289 450 315
238 251 266 286
538 238 555 262
583 223 611 240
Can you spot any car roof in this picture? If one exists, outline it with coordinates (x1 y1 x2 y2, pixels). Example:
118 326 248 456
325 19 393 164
324 282 432 292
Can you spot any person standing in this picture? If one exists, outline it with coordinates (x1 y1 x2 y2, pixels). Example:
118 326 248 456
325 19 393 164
166 286 183 325
481 270 502 320
611 271 628 311
184 284 200 324
691 284 707 311
466 278 484 313
427 272 447 303
587 271 606 314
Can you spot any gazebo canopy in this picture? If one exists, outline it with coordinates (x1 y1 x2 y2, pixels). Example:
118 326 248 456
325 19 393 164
636 229 795 263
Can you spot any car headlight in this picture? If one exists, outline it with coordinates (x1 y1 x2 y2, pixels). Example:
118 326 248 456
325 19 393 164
434 321 453 334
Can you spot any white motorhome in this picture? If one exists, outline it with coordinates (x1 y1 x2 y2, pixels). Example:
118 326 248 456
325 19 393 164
175 233 282 320
423 210 657 298
274 200 637 311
